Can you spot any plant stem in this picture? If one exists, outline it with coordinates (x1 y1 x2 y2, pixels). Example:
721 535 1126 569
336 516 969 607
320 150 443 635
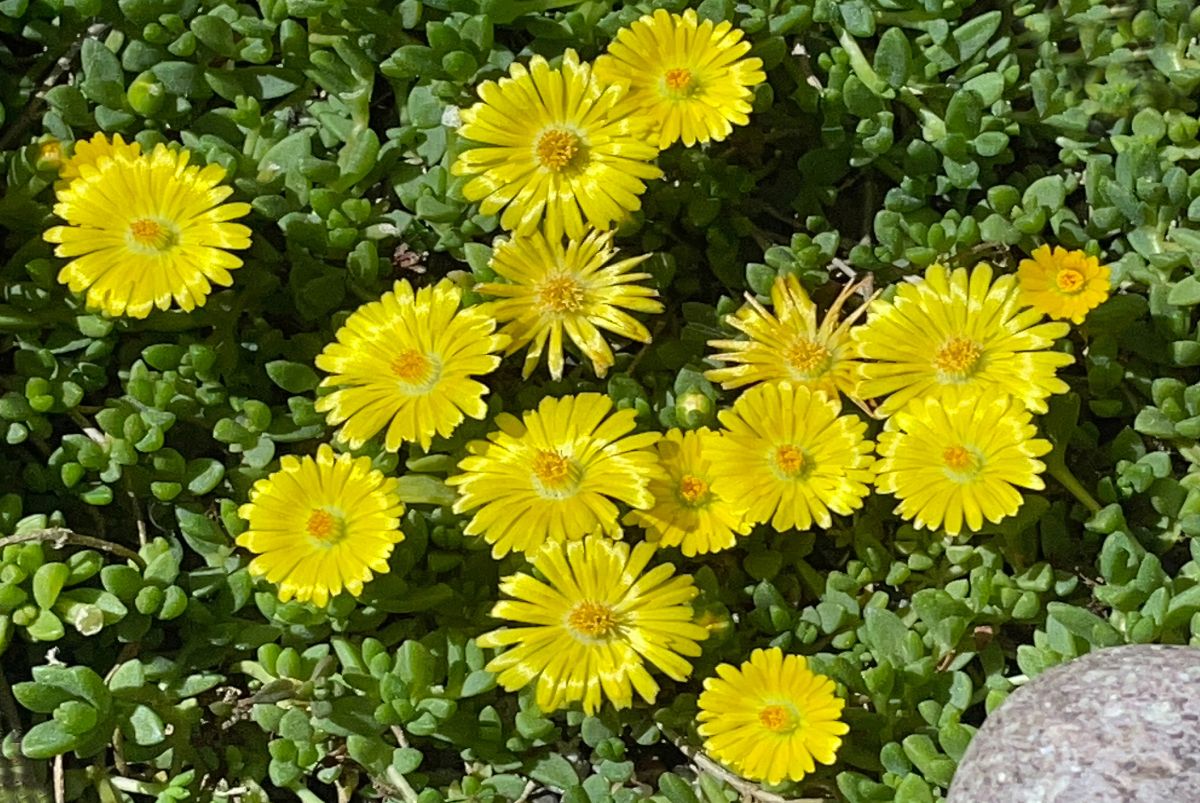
1048 463 1101 514
0 529 145 569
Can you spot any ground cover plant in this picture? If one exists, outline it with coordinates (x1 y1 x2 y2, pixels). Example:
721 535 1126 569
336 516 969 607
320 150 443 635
1 0 1200 801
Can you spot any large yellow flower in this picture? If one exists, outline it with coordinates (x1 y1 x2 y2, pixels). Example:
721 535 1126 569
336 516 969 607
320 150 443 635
623 428 751 556
594 8 766 149
705 382 873 532
706 274 866 400
43 143 251 318
697 647 848 785
478 229 663 379
1017 245 1111 324
236 444 406 607
58 132 141 184
314 279 507 451
852 263 1072 417
477 536 707 714
874 394 1051 536
447 393 660 556
451 49 662 240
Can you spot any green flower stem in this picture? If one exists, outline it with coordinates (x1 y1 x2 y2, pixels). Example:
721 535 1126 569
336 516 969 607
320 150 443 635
1049 462 1101 514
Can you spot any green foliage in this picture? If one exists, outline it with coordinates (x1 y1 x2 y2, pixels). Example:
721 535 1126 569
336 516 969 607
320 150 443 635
1 0 1200 801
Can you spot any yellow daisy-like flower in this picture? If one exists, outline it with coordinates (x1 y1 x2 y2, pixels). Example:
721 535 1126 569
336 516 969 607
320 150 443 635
697 647 848 785
623 428 752 556
594 8 766 149
43 143 251 319
477 536 707 715
852 263 1072 417
236 444 406 607
874 394 1051 536
705 382 873 532
451 49 663 240
58 132 141 184
478 229 663 379
1017 244 1111 324
314 279 507 451
447 393 660 557
706 274 866 400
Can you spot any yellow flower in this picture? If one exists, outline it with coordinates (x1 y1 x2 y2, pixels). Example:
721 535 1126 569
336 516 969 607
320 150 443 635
43 143 251 319
236 444 406 607
594 8 766 149
705 382 873 532
447 393 660 557
1017 244 1111 324
852 263 1072 417
623 428 752 556
478 229 663 379
58 132 141 184
874 394 1051 536
477 536 707 714
706 274 866 400
697 647 848 785
314 279 507 451
451 49 662 240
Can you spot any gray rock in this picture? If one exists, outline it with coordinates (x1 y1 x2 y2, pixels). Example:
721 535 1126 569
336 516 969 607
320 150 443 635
948 644 1200 803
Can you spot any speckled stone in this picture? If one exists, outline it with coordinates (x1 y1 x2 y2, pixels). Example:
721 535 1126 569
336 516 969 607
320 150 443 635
948 644 1200 803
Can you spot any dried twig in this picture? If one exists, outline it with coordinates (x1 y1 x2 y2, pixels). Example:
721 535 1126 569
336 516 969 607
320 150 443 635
0 528 145 569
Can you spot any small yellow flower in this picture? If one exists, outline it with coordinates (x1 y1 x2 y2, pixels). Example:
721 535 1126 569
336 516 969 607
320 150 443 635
451 49 662 240
447 393 660 557
706 274 866 400
623 428 752 556
698 647 848 785
852 263 1072 417
43 143 251 318
236 445 406 607
314 279 507 451
478 536 708 714
874 394 1052 536
1017 245 1111 324
36 139 64 172
58 132 141 184
594 9 766 149
705 382 874 532
478 229 663 379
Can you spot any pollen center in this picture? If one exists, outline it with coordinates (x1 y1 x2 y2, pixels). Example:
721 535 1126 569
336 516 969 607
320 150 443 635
1056 268 1085 293
539 276 585 313
128 218 175 251
787 338 832 376
390 349 433 383
775 445 807 477
536 129 581 172
568 600 618 638
305 509 340 542
679 474 710 505
943 445 979 476
758 704 794 733
532 450 571 484
664 67 694 95
934 337 983 377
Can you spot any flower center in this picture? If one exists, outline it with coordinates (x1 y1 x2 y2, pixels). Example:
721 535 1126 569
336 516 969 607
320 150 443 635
758 704 795 733
567 600 618 638
774 445 807 477
786 338 832 376
536 129 581 172
128 218 176 251
943 445 981 479
532 449 574 486
539 276 585 313
934 337 983 377
678 474 710 506
390 349 433 383
1056 268 1085 293
664 67 695 96
305 508 345 543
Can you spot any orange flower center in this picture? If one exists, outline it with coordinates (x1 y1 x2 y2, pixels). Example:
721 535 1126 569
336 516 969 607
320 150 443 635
678 474 710 505
787 338 832 375
536 129 581 172
567 600 618 638
539 276 585 313
129 218 175 251
758 704 794 732
532 450 572 485
943 445 979 475
934 337 982 377
305 509 341 542
664 67 694 94
1056 268 1085 294
775 445 806 477
390 349 433 383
